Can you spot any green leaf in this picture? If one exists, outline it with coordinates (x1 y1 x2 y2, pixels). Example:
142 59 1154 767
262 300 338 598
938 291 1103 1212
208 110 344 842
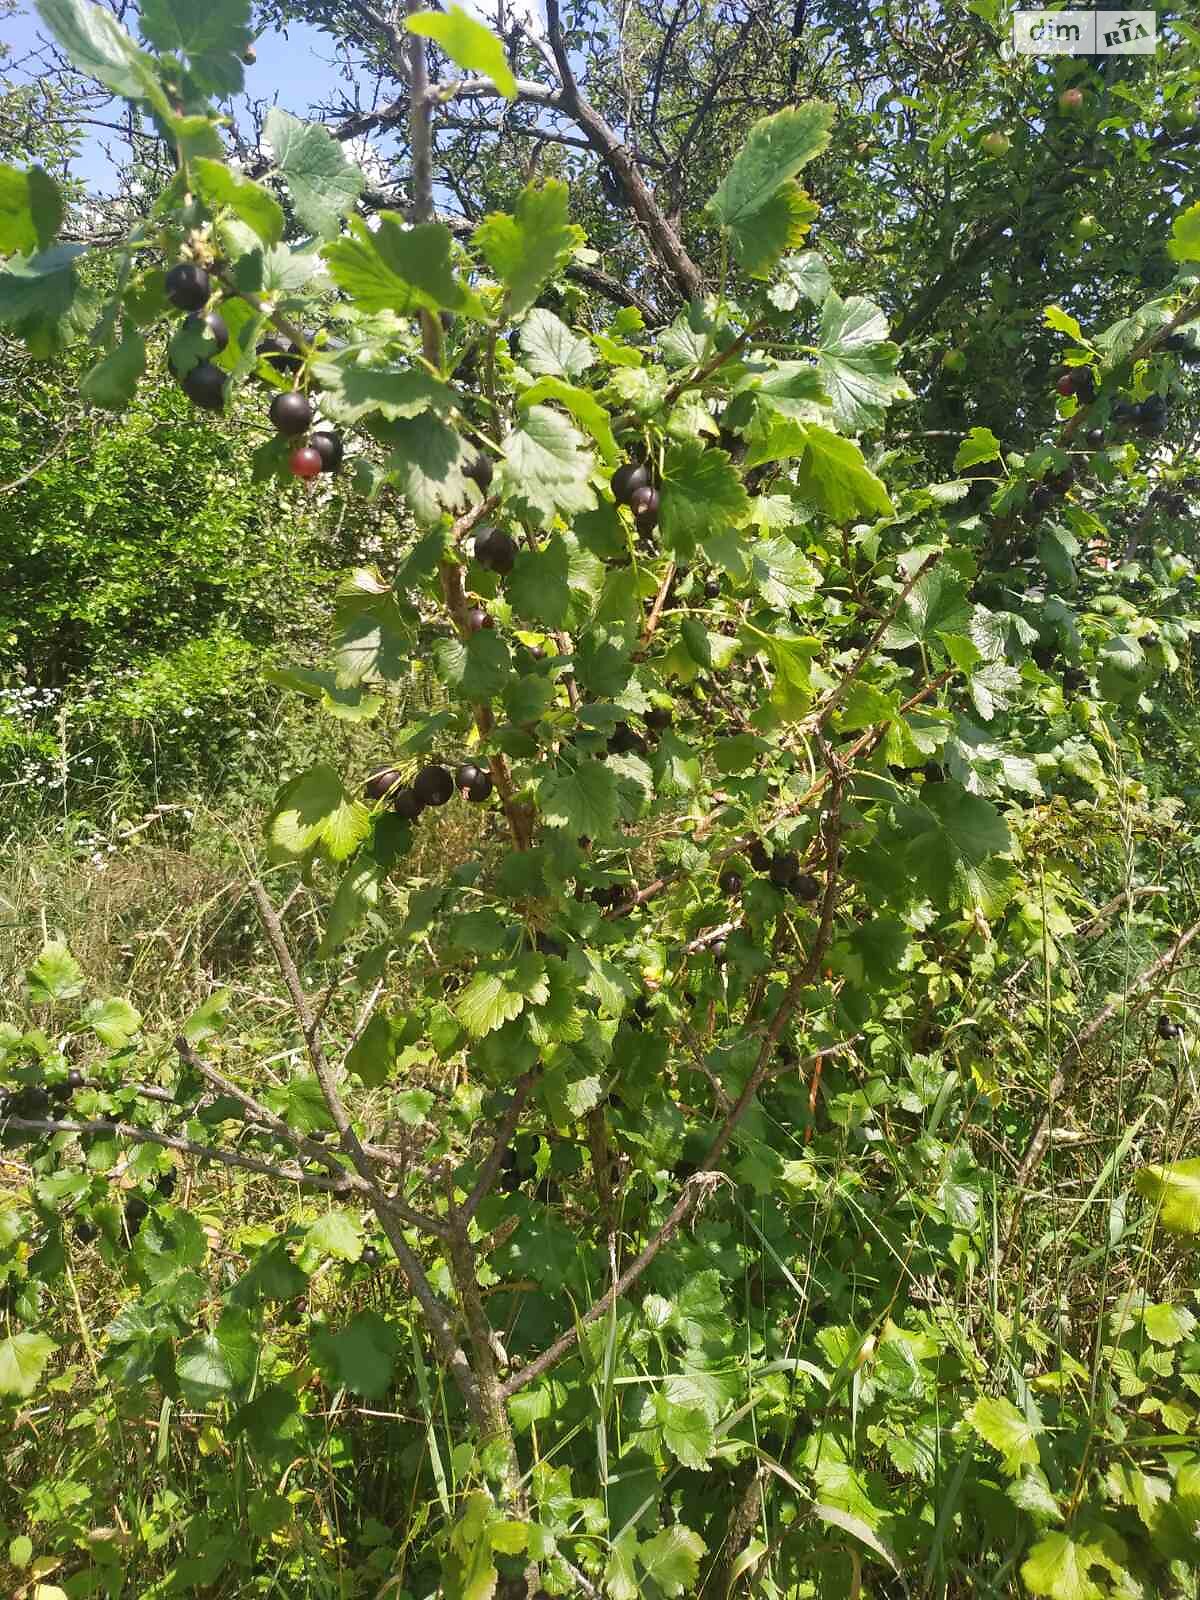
384 411 472 524
757 633 822 721
813 1505 902 1576
748 535 819 610
708 102 834 227
455 957 547 1038
955 426 1002 470
311 1309 398 1400
177 1309 257 1405
519 307 595 379
519 377 618 465
181 989 231 1044
538 760 619 837
407 5 516 98
318 859 384 958
83 997 141 1046
265 108 365 239
26 940 84 1002
902 784 1010 910
769 250 832 311
0 164 63 255
499 405 596 525
307 1209 364 1261
263 1074 332 1135
660 440 750 560
606 1529 639 1600
333 568 414 685
816 291 902 432
659 1400 714 1468
966 1395 1042 1474
309 357 454 424
80 327 146 411
267 764 370 863
192 159 283 246
884 567 970 648
474 180 583 318
265 666 383 722
9 1535 32 1569
0 1331 57 1398
507 536 572 628
0 244 96 357
1043 304 1086 343
794 424 894 521
637 1526 707 1597
1136 1159 1200 1237
138 0 251 95
434 630 511 700
730 181 819 278
345 1010 398 1087
1021 1530 1117 1600
35 0 166 108
325 215 483 318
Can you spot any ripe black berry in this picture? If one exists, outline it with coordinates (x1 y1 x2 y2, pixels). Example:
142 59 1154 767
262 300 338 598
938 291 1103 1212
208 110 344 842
474 525 517 576
792 873 821 901
704 575 722 599
364 767 402 803
165 261 211 311
181 361 226 410
1085 428 1105 449
269 391 314 436
258 336 303 375
644 705 673 732
1030 484 1055 513
718 869 743 896
185 310 229 351
611 462 650 505
66 1069 85 1090
607 722 644 756
748 839 771 873
769 852 798 887
360 1245 381 1269
466 606 493 632
463 767 493 802
413 765 454 807
629 485 660 523
466 453 494 490
392 787 424 820
310 431 343 472
1157 1014 1183 1041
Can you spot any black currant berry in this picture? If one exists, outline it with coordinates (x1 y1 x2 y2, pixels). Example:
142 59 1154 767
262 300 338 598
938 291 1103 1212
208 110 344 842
74 1221 98 1244
748 839 771 873
704 575 722 599
360 1246 381 1269
629 485 660 523
463 768 493 802
413 765 454 807
258 337 303 376
1030 484 1055 513
608 723 644 756
644 705 673 732
769 852 798 887
611 461 650 505
269 391 314 436
364 767 402 803
1157 1014 1183 1041
466 453 494 490
185 310 229 352
310 431 343 472
474 525 517 576
181 361 226 410
466 606 493 632
456 762 482 789
392 787 424 820
792 873 821 901
66 1069 85 1090
1085 428 1105 449
718 869 743 896
165 261 211 311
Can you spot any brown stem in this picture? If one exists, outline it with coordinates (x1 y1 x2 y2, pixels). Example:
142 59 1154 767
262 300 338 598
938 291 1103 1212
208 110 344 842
249 880 482 1421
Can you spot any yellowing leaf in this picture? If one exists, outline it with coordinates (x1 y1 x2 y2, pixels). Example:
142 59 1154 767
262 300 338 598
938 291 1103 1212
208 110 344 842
407 5 516 99
1136 1159 1200 1237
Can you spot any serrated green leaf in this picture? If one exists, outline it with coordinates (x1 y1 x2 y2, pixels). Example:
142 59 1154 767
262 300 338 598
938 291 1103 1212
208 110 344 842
708 102 834 227
318 859 384 958
519 376 618 464
816 291 902 432
384 411 472 525
794 423 894 521
748 534 819 610
660 439 749 560
311 1309 398 1400
307 1209 364 1261
0 1331 57 1398
966 1395 1042 1474
519 307 595 379
35 0 166 108
507 536 572 628
81 326 146 411
139 0 251 95
637 1526 707 1597
730 181 819 278
901 784 1010 910
177 1308 256 1406
499 405 596 525
333 569 414 685
25 940 84 1002
268 764 370 863
0 244 96 357
309 357 454 424
325 215 483 318
1021 1530 1112 1600
84 996 141 1046
955 427 1002 470
265 108 365 239
1170 201 1200 263
475 180 583 318
538 760 619 837
769 250 832 311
